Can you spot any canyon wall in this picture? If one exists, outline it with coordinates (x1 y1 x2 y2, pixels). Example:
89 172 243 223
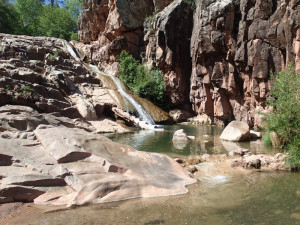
78 0 300 126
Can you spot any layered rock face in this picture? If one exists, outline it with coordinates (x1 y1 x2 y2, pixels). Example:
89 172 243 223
78 0 299 125
190 0 300 125
143 0 193 108
78 0 173 66
0 33 117 120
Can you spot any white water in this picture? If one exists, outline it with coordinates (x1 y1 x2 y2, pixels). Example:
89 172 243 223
63 41 82 60
89 64 155 125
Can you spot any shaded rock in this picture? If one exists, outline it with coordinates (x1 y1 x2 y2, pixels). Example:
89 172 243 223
250 130 262 139
220 121 250 142
0 186 44 203
169 109 192 123
143 0 193 108
0 154 13 166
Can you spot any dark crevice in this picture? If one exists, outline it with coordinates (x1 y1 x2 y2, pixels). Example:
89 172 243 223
272 0 278 14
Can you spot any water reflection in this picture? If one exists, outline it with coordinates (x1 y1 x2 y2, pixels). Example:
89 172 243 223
106 124 274 157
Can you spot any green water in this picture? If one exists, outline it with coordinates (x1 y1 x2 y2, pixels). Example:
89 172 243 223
106 124 273 157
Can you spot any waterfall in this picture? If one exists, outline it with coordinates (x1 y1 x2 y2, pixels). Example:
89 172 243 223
63 41 82 60
89 65 155 125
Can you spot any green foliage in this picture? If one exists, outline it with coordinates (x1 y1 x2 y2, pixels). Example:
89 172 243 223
264 63 300 168
39 4 76 40
14 0 43 35
22 85 35 92
183 0 196 10
263 131 272 146
70 32 79 41
0 0 19 34
47 49 62 61
0 0 82 41
117 51 166 108
65 0 83 20
5 85 12 90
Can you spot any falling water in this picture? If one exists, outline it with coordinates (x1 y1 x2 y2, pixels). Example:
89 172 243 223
63 41 82 59
89 64 155 125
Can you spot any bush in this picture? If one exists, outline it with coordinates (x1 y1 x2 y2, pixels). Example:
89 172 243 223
117 51 166 108
264 64 300 168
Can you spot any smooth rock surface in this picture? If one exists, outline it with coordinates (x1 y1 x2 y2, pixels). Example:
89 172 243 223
220 121 251 142
1 123 196 206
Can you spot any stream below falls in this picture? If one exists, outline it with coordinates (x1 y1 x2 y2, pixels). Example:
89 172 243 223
5 124 300 225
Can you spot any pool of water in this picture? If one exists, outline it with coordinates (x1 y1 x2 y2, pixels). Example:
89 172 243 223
106 124 274 157
7 172 300 225
6 125 293 225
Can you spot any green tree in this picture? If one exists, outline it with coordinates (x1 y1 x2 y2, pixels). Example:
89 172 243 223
0 0 19 34
14 0 43 35
39 4 77 40
65 0 83 20
265 64 300 168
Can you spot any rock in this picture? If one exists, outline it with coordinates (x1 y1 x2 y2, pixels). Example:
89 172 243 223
169 109 192 123
172 129 195 142
143 0 194 108
188 114 214 125
1 125 196 206
270 131 282 147
34 125 92 163
201 154 210 162
231 154 288 171
174 158 185 164
186 165 198 174
186 157 201 165
220 121 251 142
250 130 262 139
228 148 250 157
189 0 300 126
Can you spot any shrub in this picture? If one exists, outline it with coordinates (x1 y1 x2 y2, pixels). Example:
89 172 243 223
264 63 300 168
117 51 166 108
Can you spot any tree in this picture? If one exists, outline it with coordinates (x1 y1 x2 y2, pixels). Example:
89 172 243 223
0 0 19 34
39 4 77 40
65 0 83 20
265 64 300 168
14 0 43 35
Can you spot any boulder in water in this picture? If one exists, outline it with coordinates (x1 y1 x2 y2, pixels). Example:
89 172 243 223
172 129 195 142
220 121 250 142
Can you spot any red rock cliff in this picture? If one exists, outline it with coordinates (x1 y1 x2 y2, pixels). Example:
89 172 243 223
78 0 300 126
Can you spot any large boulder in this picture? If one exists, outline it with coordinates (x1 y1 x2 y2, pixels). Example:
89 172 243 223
220 121 251 142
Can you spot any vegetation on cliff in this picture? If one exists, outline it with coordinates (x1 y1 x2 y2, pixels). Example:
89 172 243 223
0 0 82 41
117 51 167 109
264 64 300 168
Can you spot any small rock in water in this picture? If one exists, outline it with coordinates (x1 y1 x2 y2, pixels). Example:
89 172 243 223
186 165 198 173
172 129 195 142
228 148 250 157
186 157 201 165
